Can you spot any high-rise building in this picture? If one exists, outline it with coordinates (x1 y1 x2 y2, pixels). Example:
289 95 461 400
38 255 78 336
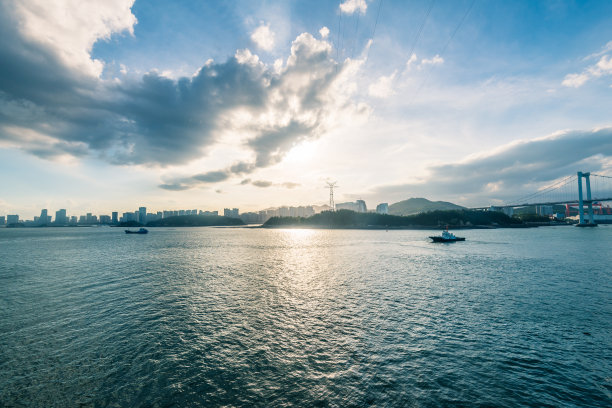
356 200 367 213
223 208 239 218
112 212 118 224
55 209 68 225
139 207 146 224
335 201 368 213
0 216 5 225
122 212 135 222
376 203 389 214
99 215 111 224
39 209 51 224
7 215 19 224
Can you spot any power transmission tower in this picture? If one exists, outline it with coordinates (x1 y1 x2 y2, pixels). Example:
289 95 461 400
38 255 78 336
325 181 338 211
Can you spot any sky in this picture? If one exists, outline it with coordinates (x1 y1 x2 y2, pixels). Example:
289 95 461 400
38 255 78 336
1 0 612 218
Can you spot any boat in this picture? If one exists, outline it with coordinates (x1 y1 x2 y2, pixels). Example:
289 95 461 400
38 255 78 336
125 228 148 234
429 227 465 242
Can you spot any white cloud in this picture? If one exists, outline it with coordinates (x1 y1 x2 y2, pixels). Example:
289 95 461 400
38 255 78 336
368 71 397 98
563 54 612 88
562 73 590 88
372 127 612 206
583 40 612 61
319 26 330 39
0 5 371 191
421 55 444 65
405 53 418 69
250 22 276 51
339 0 367 15
10 0 136 78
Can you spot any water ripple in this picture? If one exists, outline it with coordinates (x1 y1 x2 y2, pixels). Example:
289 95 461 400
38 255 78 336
1 227 611 407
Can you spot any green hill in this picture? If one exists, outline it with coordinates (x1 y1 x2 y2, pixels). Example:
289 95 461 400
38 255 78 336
389 197 465 216
263 209 521 228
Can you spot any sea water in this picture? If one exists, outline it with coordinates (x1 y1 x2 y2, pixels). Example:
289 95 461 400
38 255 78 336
1 226 611 407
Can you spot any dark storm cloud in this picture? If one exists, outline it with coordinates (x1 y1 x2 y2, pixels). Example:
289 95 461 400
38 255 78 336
374 127 612 205
251 180 273 188
193 171 231 183
0 6 344 183
245 180 301 189
247 120 317 167
162 175 299 191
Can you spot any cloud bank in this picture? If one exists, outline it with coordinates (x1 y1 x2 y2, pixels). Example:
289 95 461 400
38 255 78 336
374 127 612 205
0 1 366 190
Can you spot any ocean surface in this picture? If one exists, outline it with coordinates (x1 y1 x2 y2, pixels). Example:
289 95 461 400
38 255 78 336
1 226 611 407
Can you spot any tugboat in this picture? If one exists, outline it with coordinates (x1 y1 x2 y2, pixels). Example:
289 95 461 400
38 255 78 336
125 227 148 234
429 226 465 242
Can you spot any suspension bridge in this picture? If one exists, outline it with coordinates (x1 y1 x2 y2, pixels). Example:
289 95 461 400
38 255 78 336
472 171 612 226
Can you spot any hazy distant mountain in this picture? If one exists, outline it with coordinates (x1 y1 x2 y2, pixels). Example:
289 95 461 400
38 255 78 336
388 198 465 216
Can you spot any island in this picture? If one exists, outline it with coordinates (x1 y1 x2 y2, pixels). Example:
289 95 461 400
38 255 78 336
262 209 556 229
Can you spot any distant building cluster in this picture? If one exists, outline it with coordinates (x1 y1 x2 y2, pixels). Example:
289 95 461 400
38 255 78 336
239 205 317 224
0 201 393 228
335 200 389 215
336 199 368 212
489 202 612 221
0 207 222 227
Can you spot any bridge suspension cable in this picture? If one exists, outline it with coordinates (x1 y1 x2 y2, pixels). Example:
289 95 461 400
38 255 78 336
504 175 576 206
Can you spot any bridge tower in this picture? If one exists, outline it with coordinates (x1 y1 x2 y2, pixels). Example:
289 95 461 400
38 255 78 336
577 172 596 226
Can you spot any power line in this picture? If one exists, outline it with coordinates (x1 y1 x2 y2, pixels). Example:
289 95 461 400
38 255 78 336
408 0 436 62
506 175 576 206
365 0 384 62
350 11 360 58
411 0 477 101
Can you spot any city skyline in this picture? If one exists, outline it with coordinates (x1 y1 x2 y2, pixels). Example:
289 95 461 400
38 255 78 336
1 1 612 218
0 199 383 223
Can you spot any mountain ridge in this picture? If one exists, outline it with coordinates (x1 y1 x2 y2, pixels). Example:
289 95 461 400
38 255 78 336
389 197 465 216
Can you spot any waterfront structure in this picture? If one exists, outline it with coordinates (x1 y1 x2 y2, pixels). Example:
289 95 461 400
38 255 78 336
536 205 553 216
376 203 389 214
337 201 368 213
39 209 51 225
122 212 136 223
577 172 595 225
356 200 367 213
224 208 239 218
55 209 68 225
199 210 219 216
138 207 147 224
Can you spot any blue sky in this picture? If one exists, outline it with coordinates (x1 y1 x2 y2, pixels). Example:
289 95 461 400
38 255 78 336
1 0 612 218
